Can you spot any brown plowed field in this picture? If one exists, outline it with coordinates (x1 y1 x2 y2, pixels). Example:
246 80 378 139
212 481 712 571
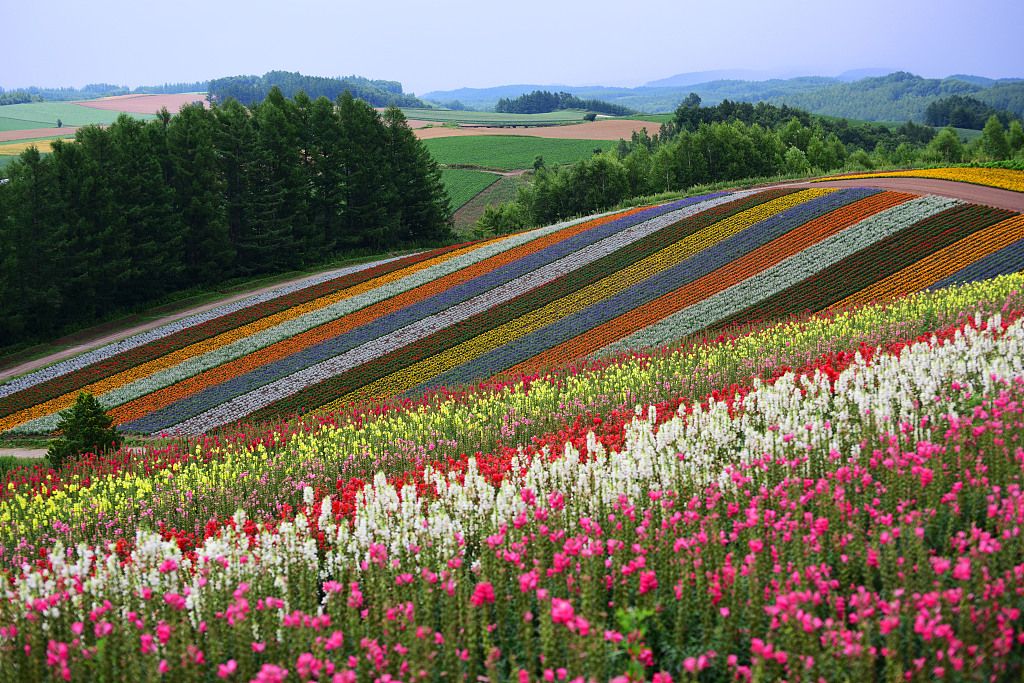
0 128 77 142
75 93 208 115
414 119 663 141
779 178 1024 213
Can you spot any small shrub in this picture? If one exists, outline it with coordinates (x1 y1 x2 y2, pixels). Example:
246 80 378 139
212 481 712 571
46 392 121 468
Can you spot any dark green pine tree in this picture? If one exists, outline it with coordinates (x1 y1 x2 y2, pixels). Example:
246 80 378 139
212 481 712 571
52 129 131 327
303 95 346 256
167 103 234 284
0 148 63 340
337 92 396 249
108 114 184 303
212 99 262 276
47 392 122 468
251 87 308 270
381 106 453 244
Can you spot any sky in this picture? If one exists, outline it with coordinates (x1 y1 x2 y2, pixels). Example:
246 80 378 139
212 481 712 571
4 0 1023 95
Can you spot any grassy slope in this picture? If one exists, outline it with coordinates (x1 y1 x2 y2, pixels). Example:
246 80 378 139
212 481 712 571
423 136 611 171
0 102 154 132
440 169 500 211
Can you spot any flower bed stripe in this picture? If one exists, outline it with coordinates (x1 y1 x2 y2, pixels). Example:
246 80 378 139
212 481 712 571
930 237 1024 289
235 190 810 425
412 189 882 392
0 254 418 400
155 191 780 433
113 199 698 433
601 195 960 353
835 214 1024 309
105 204 667 427
0 243 495 425
5 215 624 433
0 249 451 403
322 189 830 406
817 167 1024 193
496 190 913 379
706 202 1015 334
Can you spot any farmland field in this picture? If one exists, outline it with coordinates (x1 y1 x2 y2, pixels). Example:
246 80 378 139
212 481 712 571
423 135 610 170
415 118 663 140
451 173 530 230
0 101 154 132
74 92 207 114
439 168 499 210
0 138 64 155
2 180 1023 439
400 107 587 126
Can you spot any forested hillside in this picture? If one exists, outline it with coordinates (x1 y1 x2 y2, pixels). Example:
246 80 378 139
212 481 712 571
768 72 1024 122
479 98 1023 232
0 90 451 347
425 73 1024 118
207 71 424 107
495 90 634 116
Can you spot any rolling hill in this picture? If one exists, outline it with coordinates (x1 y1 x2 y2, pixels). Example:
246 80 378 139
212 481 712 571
425 72 1024 119
2 178 1022 437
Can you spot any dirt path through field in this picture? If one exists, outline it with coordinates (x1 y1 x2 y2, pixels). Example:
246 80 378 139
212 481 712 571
0 256 414 384
0 448 46 460
0 445 148 460
775 178 1024 212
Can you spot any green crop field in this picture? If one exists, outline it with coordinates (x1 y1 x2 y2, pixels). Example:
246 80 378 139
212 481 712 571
440 168 499 211
628 113 674 125
423 136 610 171
0 102 154 132
401 108 587 126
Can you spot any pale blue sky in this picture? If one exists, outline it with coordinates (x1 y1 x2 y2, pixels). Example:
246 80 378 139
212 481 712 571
4 0 1022 94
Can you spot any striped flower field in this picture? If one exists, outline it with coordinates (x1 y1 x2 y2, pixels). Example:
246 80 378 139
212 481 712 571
2 185 1023 436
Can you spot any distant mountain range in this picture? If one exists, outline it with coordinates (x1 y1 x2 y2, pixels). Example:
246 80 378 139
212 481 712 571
423 71 1024 122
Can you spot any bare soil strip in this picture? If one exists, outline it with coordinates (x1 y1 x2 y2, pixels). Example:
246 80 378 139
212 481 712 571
415 119 663 141
74 93 208 115
0 128 77 143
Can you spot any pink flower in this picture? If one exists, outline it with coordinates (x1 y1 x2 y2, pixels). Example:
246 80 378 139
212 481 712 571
156 622 171 645
253 664 289 683
653 672 674 683
953 557 971 581
638 570 658 595
471 582 496 607
217 659 237 678
551 598 575 625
